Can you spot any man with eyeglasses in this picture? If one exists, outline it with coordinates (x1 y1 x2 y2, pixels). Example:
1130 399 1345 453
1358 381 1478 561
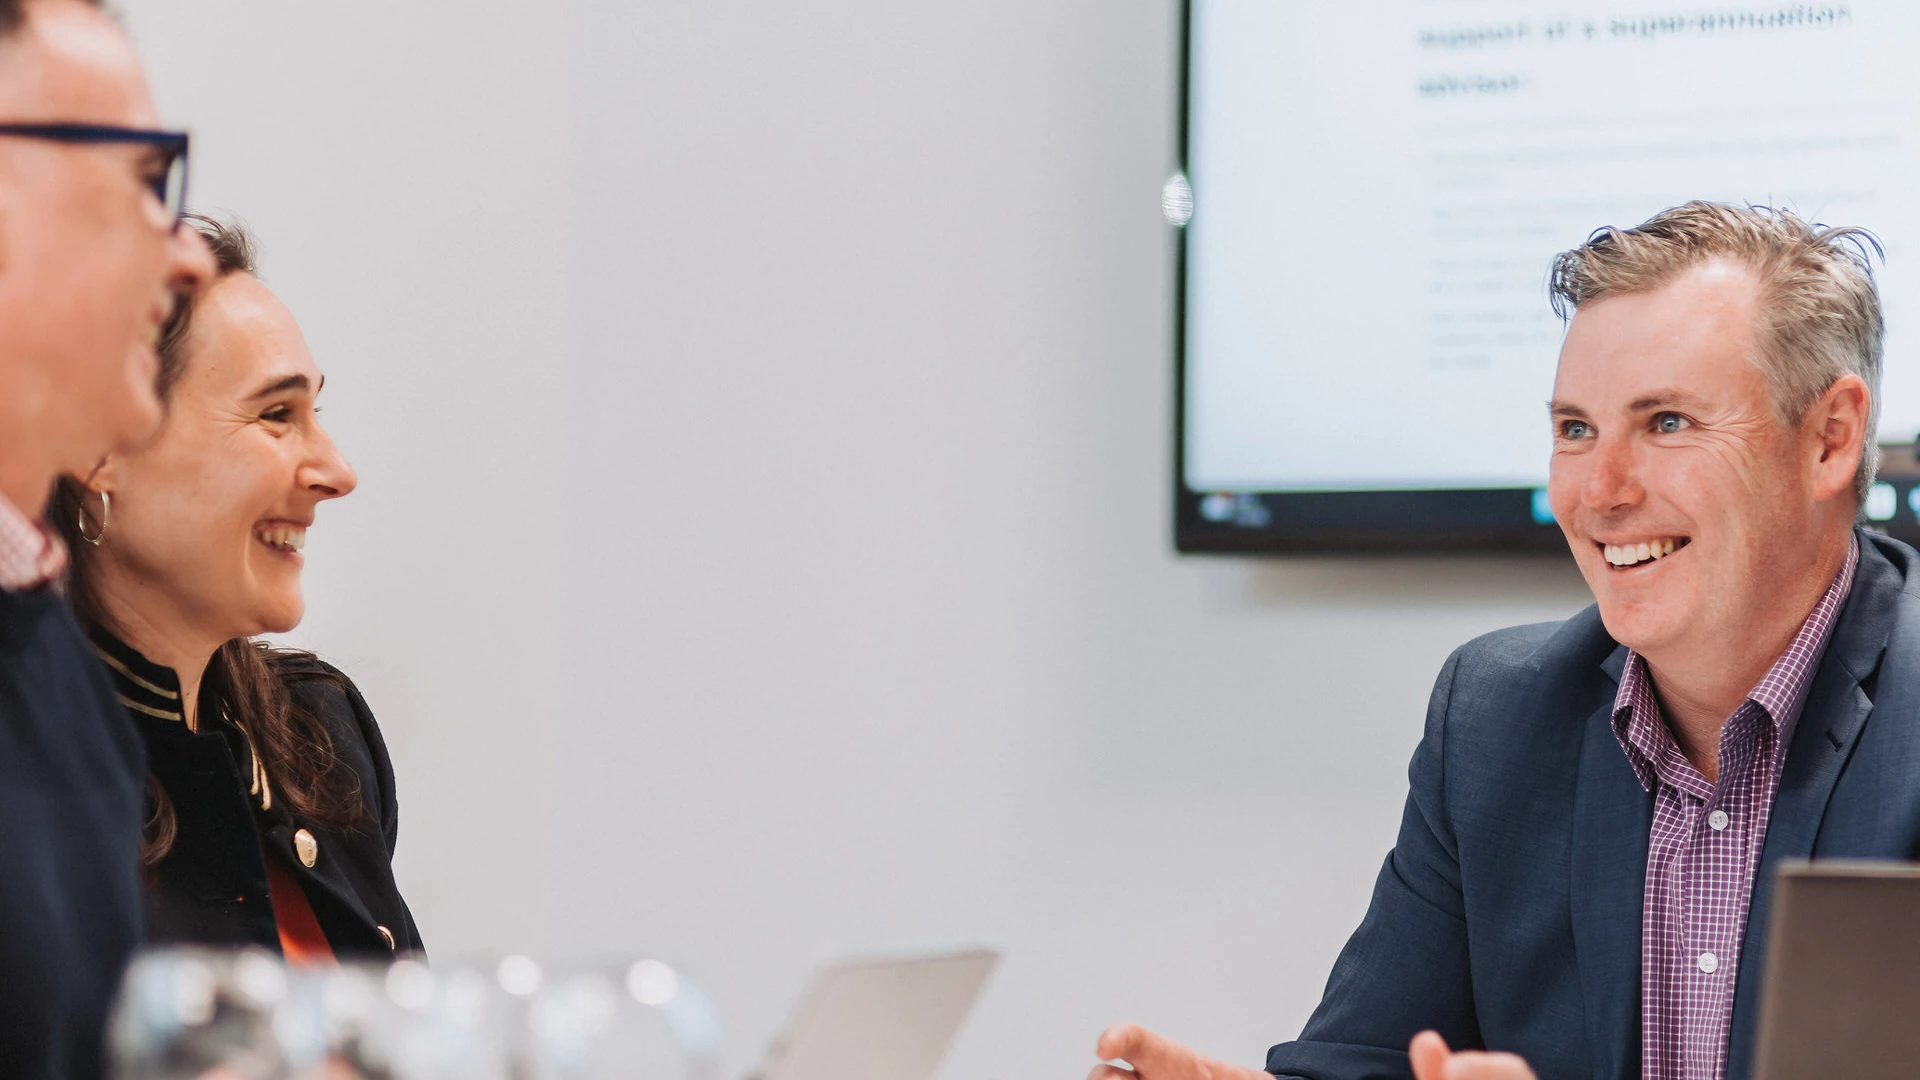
0 0 213 1076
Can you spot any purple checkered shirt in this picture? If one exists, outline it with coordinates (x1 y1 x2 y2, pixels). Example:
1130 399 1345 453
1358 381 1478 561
1612 535 1858 1080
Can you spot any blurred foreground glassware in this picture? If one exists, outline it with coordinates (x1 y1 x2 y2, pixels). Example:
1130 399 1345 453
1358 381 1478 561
522 957 722 1080
110 947 292 1080
299 959 513 1080
113 949 722 1080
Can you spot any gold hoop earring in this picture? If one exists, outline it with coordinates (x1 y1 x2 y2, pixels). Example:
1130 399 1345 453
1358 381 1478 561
78 490 110 546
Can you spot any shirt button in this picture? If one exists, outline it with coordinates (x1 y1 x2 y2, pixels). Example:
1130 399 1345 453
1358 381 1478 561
294 829 319 868
1708 810 1730 831
1699 951 1719 974
378 925 396 950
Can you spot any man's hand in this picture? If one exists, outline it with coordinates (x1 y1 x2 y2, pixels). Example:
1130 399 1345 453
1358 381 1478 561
1408 1031 1537 1080
1087 1024 1268 1080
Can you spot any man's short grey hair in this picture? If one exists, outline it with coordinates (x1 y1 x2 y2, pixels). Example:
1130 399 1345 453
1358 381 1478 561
1548 201 1885 504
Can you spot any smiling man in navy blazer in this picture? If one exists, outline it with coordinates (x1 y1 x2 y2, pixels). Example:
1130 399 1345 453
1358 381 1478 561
1088 201 1920 1080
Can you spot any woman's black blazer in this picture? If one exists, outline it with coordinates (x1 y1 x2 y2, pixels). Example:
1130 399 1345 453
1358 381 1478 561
100 633 424 959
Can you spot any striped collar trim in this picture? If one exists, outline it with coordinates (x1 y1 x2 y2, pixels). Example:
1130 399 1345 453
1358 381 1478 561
90 628 186 725
90 627 277 812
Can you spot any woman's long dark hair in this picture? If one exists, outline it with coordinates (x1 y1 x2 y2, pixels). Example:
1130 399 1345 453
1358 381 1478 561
51 214 367 868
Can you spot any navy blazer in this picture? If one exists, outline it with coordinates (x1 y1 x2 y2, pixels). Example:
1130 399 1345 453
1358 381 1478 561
1267 530 1920 1080
0 588 144 1080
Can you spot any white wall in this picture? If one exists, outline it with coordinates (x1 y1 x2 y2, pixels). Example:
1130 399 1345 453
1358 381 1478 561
127 3 1594 1078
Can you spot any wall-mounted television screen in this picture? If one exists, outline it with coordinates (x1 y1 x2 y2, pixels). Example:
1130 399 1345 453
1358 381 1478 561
1174 0 1920 552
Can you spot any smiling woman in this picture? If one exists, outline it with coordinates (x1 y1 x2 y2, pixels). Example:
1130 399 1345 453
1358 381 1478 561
48 213 421 962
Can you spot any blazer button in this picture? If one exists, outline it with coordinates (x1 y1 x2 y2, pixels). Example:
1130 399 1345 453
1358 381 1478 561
294 829 319 868
378 925 396 950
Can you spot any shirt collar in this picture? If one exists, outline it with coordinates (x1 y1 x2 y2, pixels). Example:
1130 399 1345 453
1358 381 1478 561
91 627 278 811
0 489 67 593
1612 533 1860 790
89 626 187 725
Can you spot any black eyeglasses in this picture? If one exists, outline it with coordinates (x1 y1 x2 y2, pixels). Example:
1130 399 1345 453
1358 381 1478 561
0 122 189 227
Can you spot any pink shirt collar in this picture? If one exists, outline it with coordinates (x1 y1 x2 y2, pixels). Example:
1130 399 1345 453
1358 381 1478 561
1611 533 1860 790
0 489 67 592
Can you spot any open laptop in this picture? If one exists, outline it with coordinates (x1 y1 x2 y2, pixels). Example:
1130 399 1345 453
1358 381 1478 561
753 949 999 1080
1752 861 1920 1080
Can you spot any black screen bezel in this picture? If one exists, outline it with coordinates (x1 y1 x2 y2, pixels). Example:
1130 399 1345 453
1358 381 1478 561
1168 0 1568 554
1168 0 1920 554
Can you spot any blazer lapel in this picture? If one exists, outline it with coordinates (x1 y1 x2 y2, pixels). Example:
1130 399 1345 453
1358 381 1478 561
1725 533 1897 1080
1570 645 1653 1080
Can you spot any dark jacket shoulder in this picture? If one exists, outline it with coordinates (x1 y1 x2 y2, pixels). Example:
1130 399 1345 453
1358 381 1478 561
259 654 422 955
268 655 402 854
1421 608 1623 820
1436 607 1618 731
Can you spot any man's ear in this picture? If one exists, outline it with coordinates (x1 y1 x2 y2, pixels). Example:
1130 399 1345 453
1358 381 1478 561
1807 372 1871 501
